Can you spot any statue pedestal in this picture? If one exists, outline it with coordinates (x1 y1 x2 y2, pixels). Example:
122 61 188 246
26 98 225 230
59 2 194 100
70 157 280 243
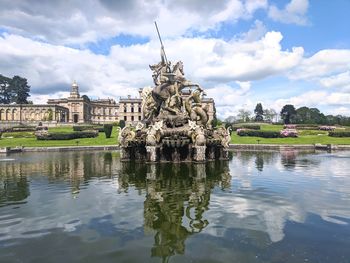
194 146 206 162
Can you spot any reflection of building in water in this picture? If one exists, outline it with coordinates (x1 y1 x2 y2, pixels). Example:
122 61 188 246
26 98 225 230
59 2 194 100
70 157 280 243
0 152 121 202
119 161 231 261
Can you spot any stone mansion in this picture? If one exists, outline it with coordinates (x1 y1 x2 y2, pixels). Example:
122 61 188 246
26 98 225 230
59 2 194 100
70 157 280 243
0 81 215 126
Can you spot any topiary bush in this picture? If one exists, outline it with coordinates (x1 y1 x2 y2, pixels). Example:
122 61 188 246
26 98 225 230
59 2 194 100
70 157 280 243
119 120 126 129
103 124 113 138
237 129 281 138
36 131 98 140
232 125 260 131
73 125 104 132
328 131 350 137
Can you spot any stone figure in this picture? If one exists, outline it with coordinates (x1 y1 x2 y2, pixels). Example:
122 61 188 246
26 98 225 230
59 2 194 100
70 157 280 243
146 120 163 146
141 86 158 123
118 126 135 147
213 126 231 148
188 120 206 146
185 88 209 127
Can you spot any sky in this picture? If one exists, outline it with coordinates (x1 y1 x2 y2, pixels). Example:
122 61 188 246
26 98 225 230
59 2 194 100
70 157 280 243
0 0 350 119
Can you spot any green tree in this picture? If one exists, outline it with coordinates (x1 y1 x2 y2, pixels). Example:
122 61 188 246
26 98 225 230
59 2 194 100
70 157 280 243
280 104 296 124
0 74 13 104
10 76 31 104
254 103 264 121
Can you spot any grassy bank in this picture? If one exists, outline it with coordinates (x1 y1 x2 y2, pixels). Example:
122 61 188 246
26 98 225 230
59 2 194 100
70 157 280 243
231 124 350 145
1 124 350 148
0 126 118 147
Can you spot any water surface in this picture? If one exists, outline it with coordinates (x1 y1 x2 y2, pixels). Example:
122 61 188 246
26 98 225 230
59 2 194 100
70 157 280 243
0 150 349 263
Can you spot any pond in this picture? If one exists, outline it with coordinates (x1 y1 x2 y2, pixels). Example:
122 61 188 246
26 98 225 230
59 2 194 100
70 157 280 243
0 150 349 263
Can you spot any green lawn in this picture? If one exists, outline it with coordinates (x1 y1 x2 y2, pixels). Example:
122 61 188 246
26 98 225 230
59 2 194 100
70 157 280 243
1 123 350 147
0 126 119 147
231 124 350 145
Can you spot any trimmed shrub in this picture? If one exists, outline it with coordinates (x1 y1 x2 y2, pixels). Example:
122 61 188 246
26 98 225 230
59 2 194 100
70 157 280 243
119 120 126 129
36 131 98 140
237 129 281 138
283 124 297 129
232 124 260 131
4 125 36 132
73 125 104 132
328 131 350 137
104 124 113 138
36 126 48 131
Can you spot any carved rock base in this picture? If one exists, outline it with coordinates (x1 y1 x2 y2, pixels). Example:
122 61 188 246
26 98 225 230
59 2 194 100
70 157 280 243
194 146 206 162
146 146 157 162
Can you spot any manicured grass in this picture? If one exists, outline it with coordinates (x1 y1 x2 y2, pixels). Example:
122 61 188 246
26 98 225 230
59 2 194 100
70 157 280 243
0 126 119 147
231 124 350 145
1 123 350 147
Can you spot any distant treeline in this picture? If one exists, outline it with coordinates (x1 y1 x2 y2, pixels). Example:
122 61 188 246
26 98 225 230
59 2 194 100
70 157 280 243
227 103 350 126
0 74 31 104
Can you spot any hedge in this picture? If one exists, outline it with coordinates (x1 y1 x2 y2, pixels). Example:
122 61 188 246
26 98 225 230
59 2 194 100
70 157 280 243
237 130 281 138
36 131 98 140
3 126 36 132
73 125 104 132
328 131 350 137
232 125 261 131
103 124 113 138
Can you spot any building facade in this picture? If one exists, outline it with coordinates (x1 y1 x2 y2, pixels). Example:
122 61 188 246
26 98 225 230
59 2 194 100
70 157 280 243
0 82 215 126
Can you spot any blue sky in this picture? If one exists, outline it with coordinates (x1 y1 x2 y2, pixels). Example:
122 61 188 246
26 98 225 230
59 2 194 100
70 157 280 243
0 0 350 118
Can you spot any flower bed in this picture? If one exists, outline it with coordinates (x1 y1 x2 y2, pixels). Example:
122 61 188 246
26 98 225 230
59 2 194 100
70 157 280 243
280 129 298 137
319 126 336 131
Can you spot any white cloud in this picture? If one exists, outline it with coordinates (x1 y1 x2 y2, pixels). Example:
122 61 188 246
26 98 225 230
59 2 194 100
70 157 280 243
0 28 307 117
268 0 309 25
0 0 268 45
319 71 350 91
274 90 350 111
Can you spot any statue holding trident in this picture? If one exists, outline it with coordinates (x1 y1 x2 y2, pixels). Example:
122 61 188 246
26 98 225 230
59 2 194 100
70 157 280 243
150 22 204 119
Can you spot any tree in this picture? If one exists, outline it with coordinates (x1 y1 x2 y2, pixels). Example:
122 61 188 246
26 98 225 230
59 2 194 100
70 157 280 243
211 104 218 127
254 103 264 121
264 108 277 122
280 104 296 124
0 74 13 104
295 106 310 124
10 75 31 104
237 109 251 122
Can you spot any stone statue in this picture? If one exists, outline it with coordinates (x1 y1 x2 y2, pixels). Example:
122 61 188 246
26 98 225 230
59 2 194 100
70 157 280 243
118 126 135 147
119 22 230 163
146 120 163 146
185 88 209 127
213 126 231 148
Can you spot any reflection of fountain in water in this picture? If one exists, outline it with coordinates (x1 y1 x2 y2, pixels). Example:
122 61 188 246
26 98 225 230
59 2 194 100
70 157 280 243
119 161 231 261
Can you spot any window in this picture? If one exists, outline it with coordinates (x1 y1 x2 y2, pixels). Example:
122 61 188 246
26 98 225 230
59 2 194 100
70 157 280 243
124 116 127 121
138 116 141 120
138 107 141 112
131 107 134 113
124 106 127 113
131 116 134 121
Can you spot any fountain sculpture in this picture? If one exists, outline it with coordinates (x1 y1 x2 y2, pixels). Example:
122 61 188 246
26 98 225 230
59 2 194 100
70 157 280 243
118 23 230 163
